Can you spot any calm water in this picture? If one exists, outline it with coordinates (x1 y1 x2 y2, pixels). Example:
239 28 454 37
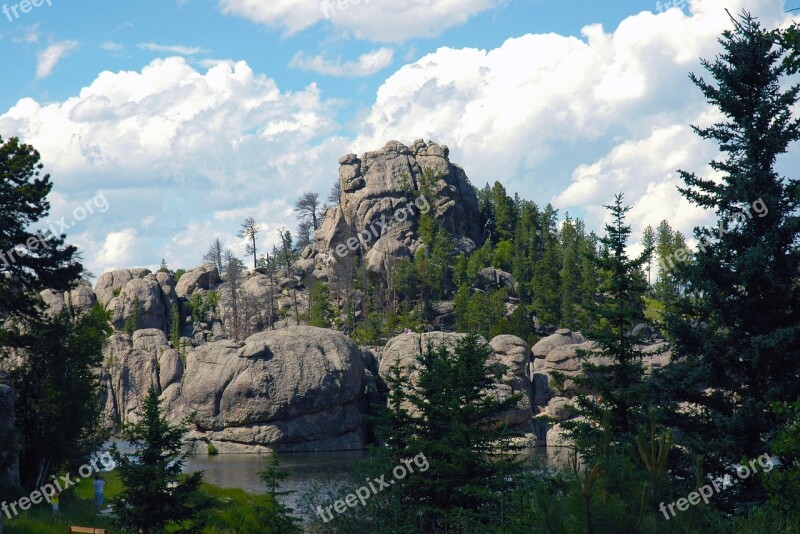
183 450 366 510
181 447 560 512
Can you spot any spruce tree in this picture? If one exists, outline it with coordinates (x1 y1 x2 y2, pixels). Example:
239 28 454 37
558 194 652 457
662 13 800 495
382 334 521 528
111 386 207 533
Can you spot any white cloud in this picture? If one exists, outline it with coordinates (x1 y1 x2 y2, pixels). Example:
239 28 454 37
138 42 210 55
218 0 497 43
289 47 393 76
0 57 349 275
36 40 78 79
95 229 138 269
354 0 797 244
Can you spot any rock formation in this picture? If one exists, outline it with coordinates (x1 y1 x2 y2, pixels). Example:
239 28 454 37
296 140 483 278
101 326 369 453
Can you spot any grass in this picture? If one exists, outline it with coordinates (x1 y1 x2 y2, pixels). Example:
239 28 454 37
3 470 298 534
4 471 120 533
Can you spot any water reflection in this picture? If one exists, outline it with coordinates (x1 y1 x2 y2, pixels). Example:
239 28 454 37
183 450 366 508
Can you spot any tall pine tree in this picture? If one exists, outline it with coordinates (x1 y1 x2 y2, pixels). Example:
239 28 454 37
662 13 800 500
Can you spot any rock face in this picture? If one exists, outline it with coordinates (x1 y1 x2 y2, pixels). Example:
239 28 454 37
181 326 366 452
298 140 483 277
93 269 179 333
40 281 97 316
101 326 369 453
101 329 183 425
176 264 219 299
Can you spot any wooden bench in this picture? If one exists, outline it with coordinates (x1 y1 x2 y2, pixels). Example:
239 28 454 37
68 527 107 534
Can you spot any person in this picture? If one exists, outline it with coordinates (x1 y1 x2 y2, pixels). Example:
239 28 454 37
51 489 60 513
93 474 106 508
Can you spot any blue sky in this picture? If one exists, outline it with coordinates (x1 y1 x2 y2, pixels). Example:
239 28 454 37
1 0 798 275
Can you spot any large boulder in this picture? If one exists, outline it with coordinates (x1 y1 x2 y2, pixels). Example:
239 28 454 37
94 268 150 308
175 264 219 299
476 267 516 292
108 275 169 331
40 281 97 316
299 140 483 276
179 326 367 452
530 329 586 360
100 329 182 425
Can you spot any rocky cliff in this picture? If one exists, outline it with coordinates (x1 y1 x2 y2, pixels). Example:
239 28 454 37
296 139 483 278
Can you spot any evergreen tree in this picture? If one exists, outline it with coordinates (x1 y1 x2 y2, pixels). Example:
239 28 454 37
558 194 652 457
0 136 83 349
110 386 207 534
490 181 517 241
124 297 141 339
239 217 262 269
308 281 333 327
202 238 224 275
641 225 655 287
170 303 181 349
559 215 581 329
382 335 521 528
256 453 300 533
662 13 800 498
12 304 112 489
531 204 562 326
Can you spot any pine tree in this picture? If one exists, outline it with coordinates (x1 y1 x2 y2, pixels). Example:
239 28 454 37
558 194 652 457
641 225 655 287
308 281 333 327
12 304 112 489
662 13 800 496
170 303 181 349
256 453 300 532
531 204 562 326
381 334 521 528
559 214 581 329
0 136 83 349
110 386 207 533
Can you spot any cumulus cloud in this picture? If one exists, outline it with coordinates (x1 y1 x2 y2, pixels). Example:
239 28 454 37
138 42 209 55
289 47 393 76
354 0 798 243
94 229 138 270
36 40 78 79
218 0 497 43
0 57 349 274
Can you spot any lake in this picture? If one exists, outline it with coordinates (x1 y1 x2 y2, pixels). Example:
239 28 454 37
184 450 367 510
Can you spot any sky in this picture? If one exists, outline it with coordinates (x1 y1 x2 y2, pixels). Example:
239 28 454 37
0 0 798 276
